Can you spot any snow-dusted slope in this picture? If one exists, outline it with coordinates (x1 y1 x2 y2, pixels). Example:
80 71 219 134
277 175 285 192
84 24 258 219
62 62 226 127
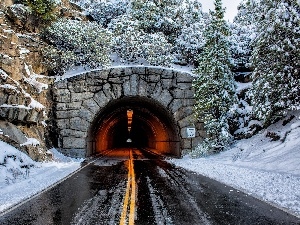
170 110 300 217
0 143 83 213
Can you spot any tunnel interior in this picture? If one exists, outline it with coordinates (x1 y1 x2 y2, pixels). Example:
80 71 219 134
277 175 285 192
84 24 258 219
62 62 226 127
87 97 180 157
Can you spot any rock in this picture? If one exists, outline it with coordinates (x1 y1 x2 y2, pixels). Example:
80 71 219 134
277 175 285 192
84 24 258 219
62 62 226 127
6 4 32 30
0 120 27 144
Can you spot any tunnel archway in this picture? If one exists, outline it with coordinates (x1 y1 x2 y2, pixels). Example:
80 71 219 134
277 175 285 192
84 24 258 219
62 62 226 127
87 96 180 157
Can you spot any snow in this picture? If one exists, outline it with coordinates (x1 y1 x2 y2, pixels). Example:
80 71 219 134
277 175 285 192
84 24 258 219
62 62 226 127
0 104 30 110
236 81 252 93
170 110 300 217
20 137 40 147
23 63 48 93
19 48 30 55
0 142 83 213
56 64 195 82
0 69 8 79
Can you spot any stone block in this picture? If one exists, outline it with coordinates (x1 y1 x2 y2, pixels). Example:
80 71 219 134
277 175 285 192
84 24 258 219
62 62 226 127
86 77 106 86
173 106 194 121
169 99 183 113
172 89 194 99
176 72 194 83
70 117 89 132
184 99 196 107
55 80 68 89
61 129 86 138
56 101 82 111
108 77 123 84
177 82 192 90
182 139 192 149
93 91 110 108
86 70 109 80
109 67 125 77
82 98 100 114
161 69 174 79
71 92 94 102
138 79 147 96
146 67 163 76
0 120 27 144
54 89 70 103
131 66 145 75
130 74 138 95
103 83 115 99
63 137 85 149
56 110 73 119
68 80 87 93
124 67 133 76
123 80 131 96
78 109 93 122
59 148 86 158
161 79 173 89
156 89 172 107
178 115 195 128
112 84 122 99
57 109 93 122
148 74 160 82
56 119 70 129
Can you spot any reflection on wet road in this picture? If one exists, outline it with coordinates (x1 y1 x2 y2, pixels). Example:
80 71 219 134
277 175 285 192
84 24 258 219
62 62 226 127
0 148 299 225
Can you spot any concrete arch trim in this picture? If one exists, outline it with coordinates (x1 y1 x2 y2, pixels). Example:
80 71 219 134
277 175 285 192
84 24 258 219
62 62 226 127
53 66 202 158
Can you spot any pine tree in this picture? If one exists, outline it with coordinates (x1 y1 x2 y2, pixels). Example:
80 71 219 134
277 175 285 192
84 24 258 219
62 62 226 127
250 0 300 126
24 0 57 26
193 0 237 154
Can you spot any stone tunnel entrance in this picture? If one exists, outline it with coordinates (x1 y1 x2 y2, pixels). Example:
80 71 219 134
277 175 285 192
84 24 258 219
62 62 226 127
87 96 180 157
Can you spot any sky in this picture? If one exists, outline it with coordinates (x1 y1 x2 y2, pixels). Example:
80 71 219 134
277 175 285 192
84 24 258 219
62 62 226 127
198 0 242 21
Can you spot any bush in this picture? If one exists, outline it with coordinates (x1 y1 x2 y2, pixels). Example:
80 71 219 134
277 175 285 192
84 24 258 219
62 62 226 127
24 0 58 26
42 19 112 73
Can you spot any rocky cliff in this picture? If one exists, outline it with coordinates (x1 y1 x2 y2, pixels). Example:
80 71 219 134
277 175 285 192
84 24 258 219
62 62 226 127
0 3 53 161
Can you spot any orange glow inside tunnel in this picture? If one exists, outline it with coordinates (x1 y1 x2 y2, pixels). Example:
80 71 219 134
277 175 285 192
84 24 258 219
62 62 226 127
86 97 180 157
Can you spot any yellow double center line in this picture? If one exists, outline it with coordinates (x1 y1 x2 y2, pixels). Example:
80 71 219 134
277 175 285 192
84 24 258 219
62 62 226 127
120 150 136 225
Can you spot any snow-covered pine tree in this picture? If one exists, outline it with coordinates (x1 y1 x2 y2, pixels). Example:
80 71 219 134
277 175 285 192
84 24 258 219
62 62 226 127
250 0 300 126
193 0 237 154
130 0 183 38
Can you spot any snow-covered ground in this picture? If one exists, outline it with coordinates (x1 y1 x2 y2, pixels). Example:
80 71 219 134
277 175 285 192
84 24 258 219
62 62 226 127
170 110 300 217
0 144 83 214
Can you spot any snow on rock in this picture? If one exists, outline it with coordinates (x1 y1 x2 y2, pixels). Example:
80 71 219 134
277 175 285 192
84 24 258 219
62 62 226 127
0 104 30 110
23 64 48 93
170 110 300 216
0 69 8 79
19 48 30 55
28 98 45 110
20 137 40 147
0 142 83 213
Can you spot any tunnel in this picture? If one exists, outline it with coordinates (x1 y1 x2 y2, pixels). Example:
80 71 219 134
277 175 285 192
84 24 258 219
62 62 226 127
86 96 180 157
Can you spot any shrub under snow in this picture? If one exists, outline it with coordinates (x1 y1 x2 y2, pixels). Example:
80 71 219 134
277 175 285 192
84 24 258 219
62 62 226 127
43 19 113 73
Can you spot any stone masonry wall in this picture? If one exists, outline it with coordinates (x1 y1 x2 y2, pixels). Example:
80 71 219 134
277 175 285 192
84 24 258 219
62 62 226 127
53 66 205 157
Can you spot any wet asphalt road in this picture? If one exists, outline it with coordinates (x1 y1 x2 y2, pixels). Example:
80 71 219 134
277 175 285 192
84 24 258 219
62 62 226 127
0 148 299 225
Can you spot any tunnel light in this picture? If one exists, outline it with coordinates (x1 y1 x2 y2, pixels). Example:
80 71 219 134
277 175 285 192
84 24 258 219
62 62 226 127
126 138 132 143
127 109 133 132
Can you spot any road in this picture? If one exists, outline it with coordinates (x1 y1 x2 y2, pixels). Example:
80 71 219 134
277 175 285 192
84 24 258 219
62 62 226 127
0 148 299 225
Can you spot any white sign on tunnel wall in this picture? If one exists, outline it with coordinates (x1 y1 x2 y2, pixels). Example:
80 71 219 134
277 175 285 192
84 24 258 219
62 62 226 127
186 128 196 138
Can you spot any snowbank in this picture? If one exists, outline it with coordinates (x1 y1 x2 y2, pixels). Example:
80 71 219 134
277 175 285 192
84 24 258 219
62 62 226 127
170 111 300 217
0 142 83 213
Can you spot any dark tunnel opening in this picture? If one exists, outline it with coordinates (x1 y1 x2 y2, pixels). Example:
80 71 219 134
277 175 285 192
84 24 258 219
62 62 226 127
87 96 180 157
